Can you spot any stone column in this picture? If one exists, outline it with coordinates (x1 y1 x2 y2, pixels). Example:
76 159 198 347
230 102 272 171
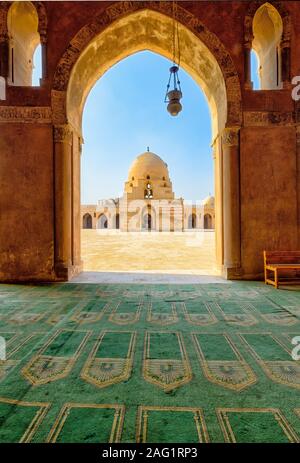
71 133 84 274
244 40 253 90
54 124 73 280
281 16 291 88
40 33 48 83
211 138 223 272
243 16 253 90
222 127 241 278
281 39 291 88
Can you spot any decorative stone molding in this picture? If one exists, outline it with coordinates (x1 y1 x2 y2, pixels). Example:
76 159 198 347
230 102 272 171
0 106 52 123
33 2 48 38
53 124 73 145
51 90 67 125
52 1 242 127
243 111 294 127
222 128 240 147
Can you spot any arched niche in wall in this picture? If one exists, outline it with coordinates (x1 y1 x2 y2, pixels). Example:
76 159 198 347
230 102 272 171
82 213 92 229
7 1 41 86
252 2 283 90
188 213 197 229
204 214 212 230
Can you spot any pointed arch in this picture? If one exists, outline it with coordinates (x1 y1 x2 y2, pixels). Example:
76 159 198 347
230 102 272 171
244 1 291 89
51 1 242 138
204 214 213 230
7 1 40 85
97 214 108 229
50 1 243 280
0 1 47 39
253 2 283 89
188 213 197 230
115 213 120 229
82 213 92 229
0 1 47 82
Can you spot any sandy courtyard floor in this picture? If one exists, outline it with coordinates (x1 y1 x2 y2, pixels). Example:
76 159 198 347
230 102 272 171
81 230 218 275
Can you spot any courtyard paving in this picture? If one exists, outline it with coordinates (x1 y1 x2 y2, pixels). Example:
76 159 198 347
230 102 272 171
81 230 218 275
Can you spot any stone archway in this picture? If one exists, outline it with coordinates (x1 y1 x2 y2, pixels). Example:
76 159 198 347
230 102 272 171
0 1 47 36
82 213 92 229
188 213 197 230
204 214 212 230
115 213 120 230
51 2 242 280
243 1 291 89
97 214 108 230
142 213 152 231
0 1 48 82
52 2 241 132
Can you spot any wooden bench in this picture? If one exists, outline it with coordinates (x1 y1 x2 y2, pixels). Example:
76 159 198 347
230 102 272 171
264 251 300 289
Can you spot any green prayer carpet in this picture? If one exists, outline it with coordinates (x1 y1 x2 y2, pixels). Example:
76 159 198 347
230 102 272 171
0 281 299 443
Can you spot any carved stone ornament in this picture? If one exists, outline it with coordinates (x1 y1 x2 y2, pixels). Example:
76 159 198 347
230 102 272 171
0 106 52 123
244 111 294 127
222 128 240 147
51 90 67 125
53 124 73 145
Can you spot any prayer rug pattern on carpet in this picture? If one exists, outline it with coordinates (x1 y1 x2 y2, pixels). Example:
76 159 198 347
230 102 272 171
0 281 299 443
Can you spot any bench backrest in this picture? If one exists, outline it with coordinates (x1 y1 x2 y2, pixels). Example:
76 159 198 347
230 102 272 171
264 251 300 265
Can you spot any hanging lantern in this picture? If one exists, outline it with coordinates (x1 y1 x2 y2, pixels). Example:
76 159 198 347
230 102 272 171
165 65 182 116
164 1 183 116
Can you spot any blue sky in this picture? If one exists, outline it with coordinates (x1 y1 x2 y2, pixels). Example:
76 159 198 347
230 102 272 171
33 47 260 204
32 45 41 86
80 51 213 204
251 50 260 90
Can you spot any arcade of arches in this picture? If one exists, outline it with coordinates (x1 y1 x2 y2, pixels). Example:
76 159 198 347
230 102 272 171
0 0 299 283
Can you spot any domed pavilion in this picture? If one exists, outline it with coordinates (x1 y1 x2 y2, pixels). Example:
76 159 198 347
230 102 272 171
81 151 215 231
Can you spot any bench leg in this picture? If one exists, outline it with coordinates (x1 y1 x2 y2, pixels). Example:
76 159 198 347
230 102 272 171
265 268 276 287
264 265 267 284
